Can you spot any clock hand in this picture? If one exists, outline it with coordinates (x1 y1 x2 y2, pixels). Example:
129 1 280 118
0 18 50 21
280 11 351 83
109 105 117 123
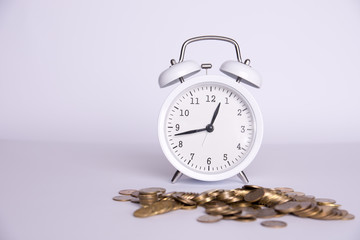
210 102 221 125
202 132 208 146
175 103 221 137
174 128 207 136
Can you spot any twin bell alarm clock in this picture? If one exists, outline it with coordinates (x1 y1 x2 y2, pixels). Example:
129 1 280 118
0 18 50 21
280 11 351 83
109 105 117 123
158 36 263 183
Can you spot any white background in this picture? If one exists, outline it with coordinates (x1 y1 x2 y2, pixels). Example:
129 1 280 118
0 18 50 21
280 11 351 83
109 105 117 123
0 0 359 145
0 0 359 239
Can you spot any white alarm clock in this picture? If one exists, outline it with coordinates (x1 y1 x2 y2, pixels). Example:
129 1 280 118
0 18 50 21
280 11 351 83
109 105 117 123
158 36 263 183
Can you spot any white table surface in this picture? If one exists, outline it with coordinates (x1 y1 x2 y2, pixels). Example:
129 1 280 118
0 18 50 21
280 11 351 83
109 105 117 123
0 140 359 240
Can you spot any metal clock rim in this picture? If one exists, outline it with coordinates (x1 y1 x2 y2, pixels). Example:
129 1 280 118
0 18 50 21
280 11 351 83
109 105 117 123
158 75 263 181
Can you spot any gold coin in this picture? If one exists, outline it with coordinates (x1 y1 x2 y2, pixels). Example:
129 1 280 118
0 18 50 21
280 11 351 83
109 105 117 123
130 198 140 203
139 193 158 206
261 220 287 228
156 200 177 215
160 191 176 198
203 189 223 198
275 187 294 193
131 191 140 198
256 208 278 218
342 213 355 220
119 189 137 195
133 206 153 218
205 205 230 215
181 192 198 200
304 195 315 199
294 204 320 218
319 202 341 207
222 215 239 220
244 188 265 202
237 207 259 218
274 201 301 213
217 190 235 201
286 192 305 197
194 194 215 205
139 187 166 195
310 205 335 219
172 192 197 205
296 201 313 211
233 188 251 197
293 195 314 202
197 215 223 223
230 201 252 208
112 195 133 201
221 208 242 215
315 198 336 204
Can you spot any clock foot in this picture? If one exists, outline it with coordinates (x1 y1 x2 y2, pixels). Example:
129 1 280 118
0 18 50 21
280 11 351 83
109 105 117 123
237 171 249 184
171 170 183 184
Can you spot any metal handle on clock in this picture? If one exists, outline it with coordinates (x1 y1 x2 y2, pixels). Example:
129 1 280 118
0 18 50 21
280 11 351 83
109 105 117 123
178 35 243 63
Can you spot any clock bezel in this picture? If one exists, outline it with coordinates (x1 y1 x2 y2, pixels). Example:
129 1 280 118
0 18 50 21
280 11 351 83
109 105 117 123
158 75 263 181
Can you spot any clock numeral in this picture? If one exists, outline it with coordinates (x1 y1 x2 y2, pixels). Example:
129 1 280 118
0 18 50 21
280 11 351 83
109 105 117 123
175 124 180 131
190 97 199 105
225 97 229 104
237 109 242 116
178 141 183 148
180 109 189 116
207 157 211 165
190 153 195 160
206 95 216 102
241 126 245 133
223 154 228 161
237 143 241 150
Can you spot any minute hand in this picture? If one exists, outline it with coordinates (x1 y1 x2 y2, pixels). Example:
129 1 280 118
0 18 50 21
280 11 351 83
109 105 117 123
210 102 221 125
174 128 207 136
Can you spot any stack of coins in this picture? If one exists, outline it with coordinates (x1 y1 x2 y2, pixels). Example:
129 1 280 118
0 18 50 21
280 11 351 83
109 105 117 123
112 185 355 228
138 187 165 206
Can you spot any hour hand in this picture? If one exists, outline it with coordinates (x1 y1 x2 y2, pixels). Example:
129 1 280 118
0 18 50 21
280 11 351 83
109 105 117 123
174 128 207 136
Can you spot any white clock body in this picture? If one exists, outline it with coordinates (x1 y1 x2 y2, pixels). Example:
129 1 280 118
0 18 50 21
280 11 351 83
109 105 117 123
158 75 263 181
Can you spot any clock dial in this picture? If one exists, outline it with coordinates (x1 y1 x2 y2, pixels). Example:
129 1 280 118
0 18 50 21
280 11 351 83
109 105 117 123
164 82 256 174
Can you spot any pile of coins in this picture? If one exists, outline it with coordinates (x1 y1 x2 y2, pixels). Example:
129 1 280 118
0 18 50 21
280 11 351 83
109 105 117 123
113 185 355 228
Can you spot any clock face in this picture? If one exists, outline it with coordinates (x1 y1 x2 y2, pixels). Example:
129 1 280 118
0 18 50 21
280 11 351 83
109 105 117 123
159 75 263 181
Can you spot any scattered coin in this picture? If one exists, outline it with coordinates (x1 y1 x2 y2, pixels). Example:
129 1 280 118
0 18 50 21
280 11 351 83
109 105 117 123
286 192 305 197
275 187 294 193
197 215 223 223
244 188 265 202
131 191 140 198
342 214 355 220
256 208 278 218
316 198 336 205
275 201 301 213
130 198 140 204
139 187 166 195
261 220 287 228
133 206 153 218
293 195 314 202
238 207 258 218
112 195 134 201
119 189 137 195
